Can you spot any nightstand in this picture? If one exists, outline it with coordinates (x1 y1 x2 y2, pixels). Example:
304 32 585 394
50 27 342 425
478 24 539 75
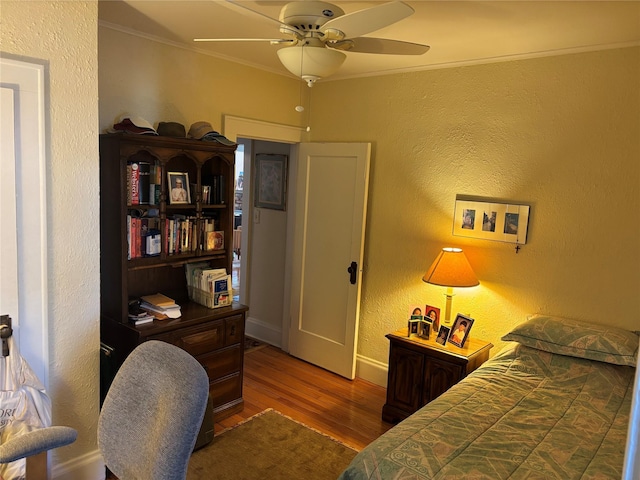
382 327 492 423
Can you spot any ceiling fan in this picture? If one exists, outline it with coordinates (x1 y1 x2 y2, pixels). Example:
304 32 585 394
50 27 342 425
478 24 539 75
194 0 430 86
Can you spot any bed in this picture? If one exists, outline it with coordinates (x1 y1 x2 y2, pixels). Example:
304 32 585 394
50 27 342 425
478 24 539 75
339 315 639 479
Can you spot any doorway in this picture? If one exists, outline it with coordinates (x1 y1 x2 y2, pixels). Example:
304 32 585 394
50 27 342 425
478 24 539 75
232 144 244 302
233 136 293 349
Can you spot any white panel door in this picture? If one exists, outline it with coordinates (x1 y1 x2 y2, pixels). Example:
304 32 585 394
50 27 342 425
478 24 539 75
289 142 370 379
0 86 20 323
0 58 48 386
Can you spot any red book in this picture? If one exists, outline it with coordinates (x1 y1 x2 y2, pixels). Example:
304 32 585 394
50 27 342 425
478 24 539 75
130 162 140 205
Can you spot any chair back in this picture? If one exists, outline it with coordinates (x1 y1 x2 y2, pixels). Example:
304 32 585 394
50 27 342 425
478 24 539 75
98 341 209 480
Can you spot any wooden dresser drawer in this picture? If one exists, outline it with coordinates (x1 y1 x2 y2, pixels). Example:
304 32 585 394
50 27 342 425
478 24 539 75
198 345 242 381
210 373 242 407
224 315 244 346
172 321 224 357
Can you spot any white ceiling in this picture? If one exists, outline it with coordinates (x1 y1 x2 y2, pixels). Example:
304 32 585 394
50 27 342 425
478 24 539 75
98 1 640 82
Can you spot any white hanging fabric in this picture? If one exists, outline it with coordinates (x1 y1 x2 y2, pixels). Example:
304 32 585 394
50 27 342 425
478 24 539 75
0 336 52 480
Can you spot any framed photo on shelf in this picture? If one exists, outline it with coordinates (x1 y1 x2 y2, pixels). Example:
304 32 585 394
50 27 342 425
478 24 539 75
168 172 191 204
254 153 288 210
418 320 430 339
408 319 420 336
409 305 424 320
436 325 450 345
448 314 474 348
425 305 440 334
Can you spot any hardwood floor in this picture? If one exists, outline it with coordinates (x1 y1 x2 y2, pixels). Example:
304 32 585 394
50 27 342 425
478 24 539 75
215 344 393 451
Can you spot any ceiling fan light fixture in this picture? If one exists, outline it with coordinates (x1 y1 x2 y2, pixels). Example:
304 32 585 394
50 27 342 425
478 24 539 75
277 45 346 85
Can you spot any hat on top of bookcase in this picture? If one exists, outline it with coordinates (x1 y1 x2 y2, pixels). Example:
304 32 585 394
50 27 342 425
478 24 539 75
187 121 236 146
109 114 157 135
157 121 186 138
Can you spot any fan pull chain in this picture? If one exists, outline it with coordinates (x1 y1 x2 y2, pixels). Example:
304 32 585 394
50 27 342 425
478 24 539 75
305 87 311 132
295 43 305 113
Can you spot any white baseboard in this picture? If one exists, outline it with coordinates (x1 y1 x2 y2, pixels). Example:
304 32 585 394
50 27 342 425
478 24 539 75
245 316 282 348
355 354 388 388
53 449 104 480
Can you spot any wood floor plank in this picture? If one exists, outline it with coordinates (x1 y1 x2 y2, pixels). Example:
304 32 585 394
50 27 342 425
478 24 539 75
214 345 393 451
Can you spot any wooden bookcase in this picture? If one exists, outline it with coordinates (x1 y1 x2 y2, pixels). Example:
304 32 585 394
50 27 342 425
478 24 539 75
99 133 248 420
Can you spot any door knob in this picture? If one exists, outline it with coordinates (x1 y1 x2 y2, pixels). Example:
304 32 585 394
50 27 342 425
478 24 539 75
347 261 357 285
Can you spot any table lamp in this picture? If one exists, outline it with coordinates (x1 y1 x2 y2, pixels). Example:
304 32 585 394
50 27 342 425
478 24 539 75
422 247 479 325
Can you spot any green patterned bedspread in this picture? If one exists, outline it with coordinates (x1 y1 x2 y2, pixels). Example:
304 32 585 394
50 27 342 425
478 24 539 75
339 344 635 479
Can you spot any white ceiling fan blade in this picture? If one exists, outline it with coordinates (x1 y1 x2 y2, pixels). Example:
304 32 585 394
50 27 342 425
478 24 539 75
321 1 414 40
222 0 300 37
194 38 294 44
334 37 429 55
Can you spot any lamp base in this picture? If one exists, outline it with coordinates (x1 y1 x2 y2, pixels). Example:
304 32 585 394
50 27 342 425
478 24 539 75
443 288 454 325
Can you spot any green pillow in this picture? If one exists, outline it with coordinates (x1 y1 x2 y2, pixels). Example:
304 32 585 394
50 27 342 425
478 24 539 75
502 314 638 366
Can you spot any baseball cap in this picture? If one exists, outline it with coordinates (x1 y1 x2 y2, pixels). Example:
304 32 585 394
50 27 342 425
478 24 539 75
188 121 236 146
157 121 186 138
109 115 158 135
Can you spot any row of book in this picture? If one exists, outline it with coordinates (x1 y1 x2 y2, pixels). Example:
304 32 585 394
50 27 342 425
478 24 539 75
127 214 225 259
202 175 226 205
127 161 161 206
185 263 232 309
165 216 225 255
127 214 161 259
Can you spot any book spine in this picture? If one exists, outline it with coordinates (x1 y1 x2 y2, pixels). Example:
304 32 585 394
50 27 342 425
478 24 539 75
138 162 151 204
140 218 149 256
181 219 189 253
212 176 219 205
218 174 225 204
191 219 197 252
175 218 181 254
127 214 131 260
126 164 132 206
130 217 137 258
164 218 169 255
167 218 175 255
130 162 139 206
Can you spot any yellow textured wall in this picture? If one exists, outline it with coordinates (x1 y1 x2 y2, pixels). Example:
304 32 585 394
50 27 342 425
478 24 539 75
308 47 640 362
0 0 100 472
98 27 639 365
98 26 304 133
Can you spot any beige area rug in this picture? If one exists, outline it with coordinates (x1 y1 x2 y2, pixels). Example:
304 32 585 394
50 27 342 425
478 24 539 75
187 409 358 480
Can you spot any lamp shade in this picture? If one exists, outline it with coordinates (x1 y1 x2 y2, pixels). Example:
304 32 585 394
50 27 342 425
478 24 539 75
423 248 479 288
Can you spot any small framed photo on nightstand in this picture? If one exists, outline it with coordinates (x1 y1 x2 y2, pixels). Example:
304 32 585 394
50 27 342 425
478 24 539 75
408 305 424 337
425 305 440 334
418 320 430 339
408 319 420 336
409 305 424 320
436 325 450 345
448 314 474 348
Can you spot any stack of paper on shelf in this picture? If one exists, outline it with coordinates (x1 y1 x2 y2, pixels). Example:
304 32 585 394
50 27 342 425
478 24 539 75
185 263 232 309
140 293 181 319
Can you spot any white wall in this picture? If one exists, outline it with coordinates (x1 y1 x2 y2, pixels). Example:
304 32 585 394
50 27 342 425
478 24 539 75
1 2 102 478
244 140 292 347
